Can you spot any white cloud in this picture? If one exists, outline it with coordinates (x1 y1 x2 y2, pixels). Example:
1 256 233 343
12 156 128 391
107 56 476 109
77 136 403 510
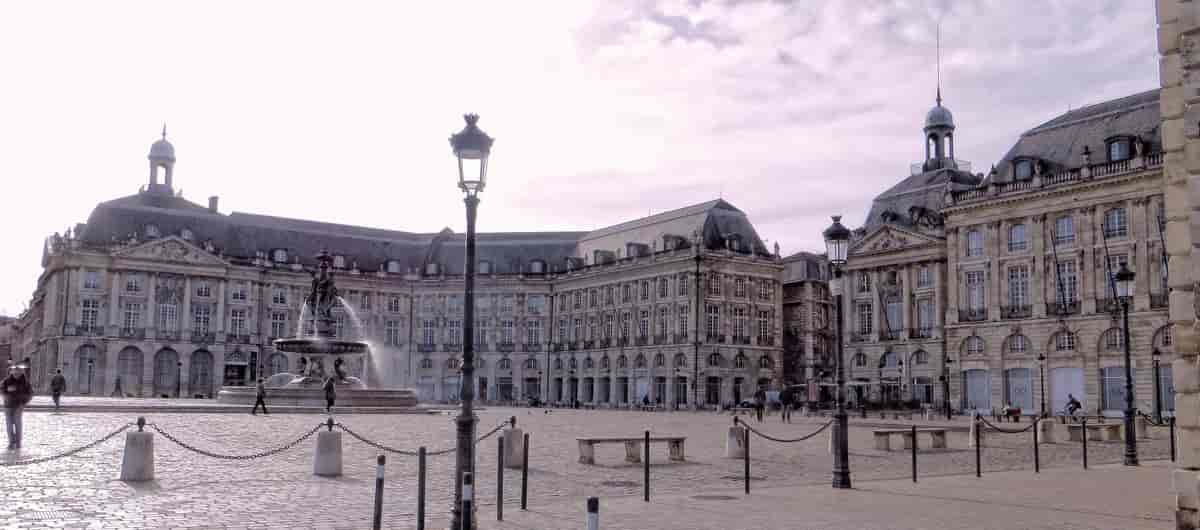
0 0 1157 312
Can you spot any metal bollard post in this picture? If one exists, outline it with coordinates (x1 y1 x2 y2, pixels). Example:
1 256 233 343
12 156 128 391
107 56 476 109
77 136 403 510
974 416 981 478
1171 417 1177 463
497 435 504 521
1033 423 1040 473
417 447 426 530
1082 417 1088 470
461 472 474 530
521 432 530 510
643 430 650 502
586 496 599 530
743 426 751 494
911 425 917 483
372 455 385 530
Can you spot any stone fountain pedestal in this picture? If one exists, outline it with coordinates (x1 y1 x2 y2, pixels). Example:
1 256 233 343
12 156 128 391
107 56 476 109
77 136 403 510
216 384 418 408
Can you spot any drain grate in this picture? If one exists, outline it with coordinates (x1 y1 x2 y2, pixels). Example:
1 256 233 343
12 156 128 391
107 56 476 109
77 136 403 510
600 480 640 487
23 511 78 521
692 495 738 501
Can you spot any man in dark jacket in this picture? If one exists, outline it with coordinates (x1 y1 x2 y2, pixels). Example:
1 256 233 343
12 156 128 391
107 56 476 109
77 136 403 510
49 369 67 411
322 376 336 413
2 364 34 449
252 378 269 415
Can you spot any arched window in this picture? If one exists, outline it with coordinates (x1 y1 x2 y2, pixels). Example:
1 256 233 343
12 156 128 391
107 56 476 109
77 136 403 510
387 260 402 274
498 357 512 370
707 353 723 367
853 353 868 367
273 249 288 263
634 354 646 368
419 357 433 369
447 357 460 369
600 356 610 370
617 355 628 368
180 228 194 241
1107 137 1132 162
674 353 687 368
529 260 546 274
554 357 563 370
1053 331 1076 352
1005 334 1029 354
333 255 346 269
911 350 929 365
654 353 665 367
523 357 537 370
733 353 747 369
881 351 898 367
1100 328 1125 352
583 357 594 369
145 224 160 238
963 336 985 356
758 356 773 369
568 357 577 370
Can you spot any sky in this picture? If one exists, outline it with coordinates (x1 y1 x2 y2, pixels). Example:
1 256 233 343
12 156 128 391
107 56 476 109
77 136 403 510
0 0 1159 315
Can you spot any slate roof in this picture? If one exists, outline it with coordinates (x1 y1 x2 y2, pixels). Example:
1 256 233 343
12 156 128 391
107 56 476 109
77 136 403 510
77 189 769 275
991 89 1160 182
861 167 978 234
781 251 826 284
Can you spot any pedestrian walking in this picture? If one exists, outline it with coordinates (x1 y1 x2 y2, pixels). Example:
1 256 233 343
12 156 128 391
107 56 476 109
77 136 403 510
49 369 67 411
323 376 336 413
251 378 269 415
753 388 766 423
781 401 791 423
2 364 34 450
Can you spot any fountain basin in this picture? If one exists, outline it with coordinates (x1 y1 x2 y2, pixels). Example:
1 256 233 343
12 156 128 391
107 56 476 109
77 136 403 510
216 385 418 408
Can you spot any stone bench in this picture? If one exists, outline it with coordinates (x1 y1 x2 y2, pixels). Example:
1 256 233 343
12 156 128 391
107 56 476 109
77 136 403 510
1067 422 1121 442
872 429 948 451
577 436 686 465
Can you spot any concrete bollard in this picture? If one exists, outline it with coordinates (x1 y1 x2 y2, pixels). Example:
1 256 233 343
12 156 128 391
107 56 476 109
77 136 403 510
120 417 154 482
503 427 525 469
725 425 747 459
1037 418 1056 444
313 420 343 477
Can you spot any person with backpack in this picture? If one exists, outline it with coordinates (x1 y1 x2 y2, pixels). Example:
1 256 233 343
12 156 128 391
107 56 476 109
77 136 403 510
1066 394 1082 418
2 364 34 450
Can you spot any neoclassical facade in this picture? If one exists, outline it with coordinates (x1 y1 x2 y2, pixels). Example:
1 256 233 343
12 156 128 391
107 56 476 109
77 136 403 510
13 134 783 408
781 252 833 391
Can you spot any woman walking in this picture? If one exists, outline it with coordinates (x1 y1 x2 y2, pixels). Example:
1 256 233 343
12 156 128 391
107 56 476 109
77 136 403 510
322 376 336 413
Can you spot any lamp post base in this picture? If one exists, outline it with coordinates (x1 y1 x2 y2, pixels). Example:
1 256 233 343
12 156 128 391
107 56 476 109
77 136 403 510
832 411 851 489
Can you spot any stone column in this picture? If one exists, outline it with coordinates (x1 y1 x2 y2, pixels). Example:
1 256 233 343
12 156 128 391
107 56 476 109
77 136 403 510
871 269 882 340
179 351 191 398
946 229 960 325
1133 197 1152 311
148 273 158 338
901 265 913 334
109 271 121 329
216 281 226 336
1079 207 1097 314
933 261 944 337
1032 216 1047 318
182 277 192 336
990 221 1002 321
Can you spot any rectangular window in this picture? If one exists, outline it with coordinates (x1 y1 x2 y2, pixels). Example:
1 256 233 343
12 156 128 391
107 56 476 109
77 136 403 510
422 320 436 345
966 229 984 257
734 277 747 298
622 284 632 303
384 319 401 346
195 281 211 297
757 310 770 342
269 312 287 338
1105 254 1130 293
677 305 689 337
1008 224 1027 252
526 320 542 345
1007 266 1029 307
500 295 514 314
359 292 371 310
678 274 689 297
158 303 178 331
1056 260 1079 302
588 317 597 340
858 273 872 293
501 320 514 344
759 280 772 301
705 304 721 339
84 270 101 290
123 303 141 330
1104 207 1128 239
620 312 631 339
605 314 614 339
966 271 986 310
527 294 546 315
1054 216 1075 246
574 291 582 309
639 310 649 338
81 299 100 331
657 307 668 336
884 300 901 332
1101 366 1127 411
605 286 615 306
475 319 489 345
447 295 463 313
557 318 567 342
448 319 462 345
231 285 247 302
229 308 246 335
589 290 598 308
572 318 582 342
917 266 931 288
125 275 142 293
707 274 721 296
857 303 872 335
193 305 211 334
640 281 650 301
272 289 287 305
659 278 669 299
916 299 933 331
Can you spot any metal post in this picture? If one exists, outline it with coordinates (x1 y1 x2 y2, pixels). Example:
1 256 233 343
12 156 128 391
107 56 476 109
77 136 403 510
1082 417 1088 470
1033 422 1040 473
418 447 426 530
461 471 473 530
372 455 385 530
832 269 851 489
1171 416 1177 462
586 497 599 530
521 432 529 510
452 195 480 530
1153 358 1163 424
743 427 751 494
643 430 650 502
974 415 981 478
497 435 504 521
1121 300 1138 466
1038 362 1046 418
911 425 917 483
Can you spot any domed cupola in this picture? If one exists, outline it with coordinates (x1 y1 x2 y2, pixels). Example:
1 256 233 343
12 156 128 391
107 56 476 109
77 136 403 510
925 98 954 130
146 124 176 194
922 89 958 172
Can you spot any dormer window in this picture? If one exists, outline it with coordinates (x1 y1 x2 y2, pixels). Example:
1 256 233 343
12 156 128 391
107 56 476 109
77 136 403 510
424 263 439 276
273 249 288 263
386 260 402 274
333 255 347 269
1013 159 1034 180
145 225 160 238
180 228 194 241
478 260 492 275
1107 137 1132 162
528 260 546 274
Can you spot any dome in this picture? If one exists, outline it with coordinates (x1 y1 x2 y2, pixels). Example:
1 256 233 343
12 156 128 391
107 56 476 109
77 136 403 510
925 104 954 129
148 137 175 161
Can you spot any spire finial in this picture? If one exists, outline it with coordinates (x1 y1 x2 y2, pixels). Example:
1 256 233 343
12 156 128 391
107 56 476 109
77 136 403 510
935 21 942 106
161 122 167 140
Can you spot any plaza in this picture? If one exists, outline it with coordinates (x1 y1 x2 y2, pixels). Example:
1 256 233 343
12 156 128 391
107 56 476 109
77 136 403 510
0 401 1177 529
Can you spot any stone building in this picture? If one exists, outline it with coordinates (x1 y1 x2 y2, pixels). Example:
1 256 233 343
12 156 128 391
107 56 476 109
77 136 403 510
14 133 783 406
781 252 833 392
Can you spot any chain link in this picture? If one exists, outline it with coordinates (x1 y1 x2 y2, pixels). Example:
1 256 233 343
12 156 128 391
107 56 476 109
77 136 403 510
152 422 323 460
1137 411 1170 427
0 423 133 467
977 415 1038 434
335 418 512 457
739 418 834 443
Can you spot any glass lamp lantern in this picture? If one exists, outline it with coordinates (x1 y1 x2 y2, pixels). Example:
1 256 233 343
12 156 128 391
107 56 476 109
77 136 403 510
823 215 851 267
1114 262 1135 303
449 113 494 195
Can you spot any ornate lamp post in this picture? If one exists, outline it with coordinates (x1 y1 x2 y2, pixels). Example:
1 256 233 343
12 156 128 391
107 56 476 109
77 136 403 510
1115 262 1138 466
1152 348 1163 424
176 360 183 398
823 215 852 489
87 359 94 395
1037 353 1046 417
940 356 955 420
449 113 494 529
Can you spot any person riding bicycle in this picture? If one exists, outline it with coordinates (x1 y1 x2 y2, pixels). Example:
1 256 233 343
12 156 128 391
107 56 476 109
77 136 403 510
1065 394 1082 416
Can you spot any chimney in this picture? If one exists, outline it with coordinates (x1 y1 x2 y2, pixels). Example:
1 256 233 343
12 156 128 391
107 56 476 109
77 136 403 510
208 196 219 213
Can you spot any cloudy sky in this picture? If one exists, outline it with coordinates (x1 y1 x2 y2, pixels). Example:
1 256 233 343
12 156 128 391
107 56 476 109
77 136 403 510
0 0 1158 314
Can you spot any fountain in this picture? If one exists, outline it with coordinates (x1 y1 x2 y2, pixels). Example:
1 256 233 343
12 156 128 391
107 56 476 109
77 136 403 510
216 250 418 409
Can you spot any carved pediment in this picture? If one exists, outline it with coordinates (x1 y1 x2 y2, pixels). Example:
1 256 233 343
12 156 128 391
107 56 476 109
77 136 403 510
851 226 940 254
115 236 228 267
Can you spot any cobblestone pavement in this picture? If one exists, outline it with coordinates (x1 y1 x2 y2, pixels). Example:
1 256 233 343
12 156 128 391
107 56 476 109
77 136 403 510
0 406 1175 529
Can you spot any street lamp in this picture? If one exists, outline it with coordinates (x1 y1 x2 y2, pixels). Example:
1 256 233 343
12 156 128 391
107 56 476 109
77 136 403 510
823 215 851 490
176 360 183 398
940 357 955 420
1152 348 1163 424
1114 262 1138 466
87 359 94 395
1036 353 1046 417
449 113 494 529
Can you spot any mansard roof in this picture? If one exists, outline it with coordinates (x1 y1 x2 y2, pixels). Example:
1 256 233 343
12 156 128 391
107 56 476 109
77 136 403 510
993 88 1160 181
861 167 976 235
577 198 771 258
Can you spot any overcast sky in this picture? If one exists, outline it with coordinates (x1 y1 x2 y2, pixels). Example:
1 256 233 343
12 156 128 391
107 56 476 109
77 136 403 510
0 0 1158 314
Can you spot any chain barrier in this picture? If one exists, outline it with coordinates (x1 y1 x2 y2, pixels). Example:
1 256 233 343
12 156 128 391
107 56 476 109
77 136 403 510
978 415 1037 434
737 418 835 443
152 422 323 460
0 422 133 467
336 418 513 457
1137 411 1171 427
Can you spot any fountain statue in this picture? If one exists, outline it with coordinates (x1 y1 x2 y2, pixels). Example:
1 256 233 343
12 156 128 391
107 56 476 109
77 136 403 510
216 250 417 408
